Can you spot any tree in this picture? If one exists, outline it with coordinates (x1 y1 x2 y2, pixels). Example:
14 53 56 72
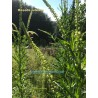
12 0 56 46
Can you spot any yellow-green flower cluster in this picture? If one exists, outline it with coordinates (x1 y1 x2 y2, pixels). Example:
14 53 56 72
31 40 47 67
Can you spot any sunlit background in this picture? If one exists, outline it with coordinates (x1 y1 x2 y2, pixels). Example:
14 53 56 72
23 0 73 21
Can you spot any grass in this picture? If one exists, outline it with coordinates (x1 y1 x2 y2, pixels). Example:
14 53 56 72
12 45 57 71
12 46 57 98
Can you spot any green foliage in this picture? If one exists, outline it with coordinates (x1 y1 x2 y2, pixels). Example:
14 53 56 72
13 0 86 98
13 0 54 98
12 1 33 98
42 0 86 97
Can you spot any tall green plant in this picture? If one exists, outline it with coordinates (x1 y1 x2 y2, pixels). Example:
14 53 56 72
42 0 86 97
12 0 33 97
12 0 54 98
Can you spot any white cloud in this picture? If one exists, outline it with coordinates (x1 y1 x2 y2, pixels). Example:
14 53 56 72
43 8 61 21
81 0 86 4
23 0 61 21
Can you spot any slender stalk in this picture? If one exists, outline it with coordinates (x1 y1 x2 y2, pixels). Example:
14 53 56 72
18 0 23 98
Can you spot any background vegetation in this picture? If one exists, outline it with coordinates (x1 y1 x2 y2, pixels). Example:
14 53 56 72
12 0 56 46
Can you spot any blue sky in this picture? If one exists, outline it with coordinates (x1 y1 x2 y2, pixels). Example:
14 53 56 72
23 0 73 21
